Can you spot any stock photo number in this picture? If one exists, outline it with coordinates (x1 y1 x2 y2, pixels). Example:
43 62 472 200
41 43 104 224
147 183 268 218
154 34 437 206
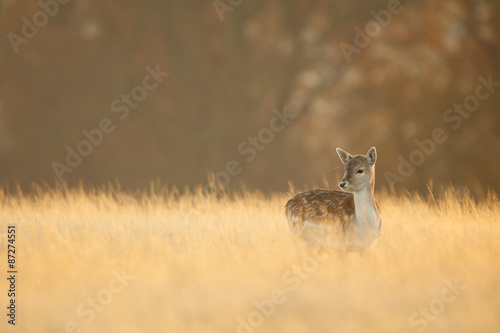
7 225 17 325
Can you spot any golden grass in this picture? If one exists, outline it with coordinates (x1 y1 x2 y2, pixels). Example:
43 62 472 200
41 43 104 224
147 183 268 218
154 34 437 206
0 184 499 333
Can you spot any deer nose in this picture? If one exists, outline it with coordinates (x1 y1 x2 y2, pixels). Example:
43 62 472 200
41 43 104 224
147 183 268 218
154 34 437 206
339 181 346 188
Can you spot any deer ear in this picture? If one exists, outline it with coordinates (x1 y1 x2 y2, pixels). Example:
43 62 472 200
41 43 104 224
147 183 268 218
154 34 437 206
366 147 377 165
336 148 352 165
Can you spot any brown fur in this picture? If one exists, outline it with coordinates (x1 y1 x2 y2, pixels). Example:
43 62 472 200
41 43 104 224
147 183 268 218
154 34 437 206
285 189 355 234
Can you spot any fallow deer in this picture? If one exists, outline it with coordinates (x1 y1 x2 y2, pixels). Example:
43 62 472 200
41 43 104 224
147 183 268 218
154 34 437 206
285 147 381 251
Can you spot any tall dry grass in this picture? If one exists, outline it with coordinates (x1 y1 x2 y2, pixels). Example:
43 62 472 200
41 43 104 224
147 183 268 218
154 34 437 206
0 184 499 333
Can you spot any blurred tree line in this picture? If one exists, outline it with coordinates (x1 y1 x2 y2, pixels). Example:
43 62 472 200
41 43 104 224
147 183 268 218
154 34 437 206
0 0 499 197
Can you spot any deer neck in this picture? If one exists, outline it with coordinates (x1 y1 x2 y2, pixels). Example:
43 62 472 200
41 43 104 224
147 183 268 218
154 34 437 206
353 185 378 226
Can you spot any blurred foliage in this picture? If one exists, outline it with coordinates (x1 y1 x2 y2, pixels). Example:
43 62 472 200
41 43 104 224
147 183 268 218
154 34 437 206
0 0 499 197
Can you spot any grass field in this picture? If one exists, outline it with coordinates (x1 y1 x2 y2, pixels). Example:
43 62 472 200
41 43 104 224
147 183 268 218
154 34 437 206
1 184 499 333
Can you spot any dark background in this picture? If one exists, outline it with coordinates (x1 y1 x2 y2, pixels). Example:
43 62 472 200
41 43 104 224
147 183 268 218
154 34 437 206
1 0 499 197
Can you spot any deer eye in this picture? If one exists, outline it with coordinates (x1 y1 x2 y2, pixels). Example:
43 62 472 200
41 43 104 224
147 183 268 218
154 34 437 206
357 169 364 174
